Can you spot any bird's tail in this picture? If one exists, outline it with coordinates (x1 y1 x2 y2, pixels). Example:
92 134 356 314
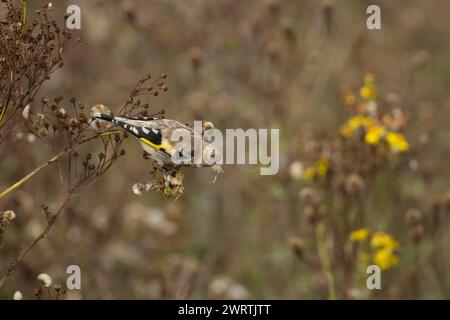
92 112 115 122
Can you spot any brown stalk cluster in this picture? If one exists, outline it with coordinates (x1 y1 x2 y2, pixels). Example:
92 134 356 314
0 1 172 294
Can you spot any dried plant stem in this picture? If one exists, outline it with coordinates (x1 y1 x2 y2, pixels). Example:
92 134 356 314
0 193 72 288
0 131 120 200
316 222 336 300
21 0 26 35
0 151 64 199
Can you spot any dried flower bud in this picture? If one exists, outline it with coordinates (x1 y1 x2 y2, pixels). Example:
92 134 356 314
288 236 304 259
69 118 79 128
409 224 424 244
288 161 303 180
78 113 88 123
412 50 430 70
281 18 295 41
298 187 320 206
443 192 450 212
37 128 48 138
265 0 280 14
188 46 202 68
304 206 319 224
405 208 422 225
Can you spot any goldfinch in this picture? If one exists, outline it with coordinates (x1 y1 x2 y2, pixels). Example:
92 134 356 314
90 109 223 176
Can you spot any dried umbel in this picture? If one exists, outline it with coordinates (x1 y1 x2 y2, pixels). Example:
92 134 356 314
0 1 73 143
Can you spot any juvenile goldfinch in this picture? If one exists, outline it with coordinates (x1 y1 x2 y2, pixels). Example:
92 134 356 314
90 111 223 177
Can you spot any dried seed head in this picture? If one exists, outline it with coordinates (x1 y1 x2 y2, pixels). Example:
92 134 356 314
22 104 31 120
281 18 295 40
2 210 16 221
409 224 424 244
288 161 303 180
304 206 319 224
443 192 450 212
188 46 202 68
265 0 280 14
57 107 67 118
288 236 304 259
405 208 422 225
203 121 214 131
412 50 430 70
13 291 23 300
344 173 365 195
298 187 320 206
69 118 79 128
27 133 36 144
37 273 52 287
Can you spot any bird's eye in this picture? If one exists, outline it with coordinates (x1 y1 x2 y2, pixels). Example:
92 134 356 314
178 150 184 157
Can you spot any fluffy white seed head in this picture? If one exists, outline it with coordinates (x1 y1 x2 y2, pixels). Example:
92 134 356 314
13 291 23 300
22 104 31 120
37 273 52 288
2 210 16 221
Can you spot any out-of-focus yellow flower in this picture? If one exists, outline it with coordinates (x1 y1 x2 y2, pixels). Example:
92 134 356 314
364 125 386 145
340 115 374 138
350 228 369 241
374 248 399 270
342 91 356 107
386 132 409 152
360 85 376 100
359 73 376 100
302 166 316 181
316 157 328 177
371 232 400 250
370 232 400 270
301 157 329 181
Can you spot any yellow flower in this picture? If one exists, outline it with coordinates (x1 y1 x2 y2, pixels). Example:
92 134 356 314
301 157 329 181
340 115 374 138
371 232 400 250
374 248 399 270
302 166 316 181
360 85 376 100
350 228 369 241
386 132 409 152
364 125 386 145
342 91 356 107
360 74 376 100
316 157 329 177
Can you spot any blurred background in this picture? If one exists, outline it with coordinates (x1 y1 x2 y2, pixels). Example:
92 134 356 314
1 0 449 299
